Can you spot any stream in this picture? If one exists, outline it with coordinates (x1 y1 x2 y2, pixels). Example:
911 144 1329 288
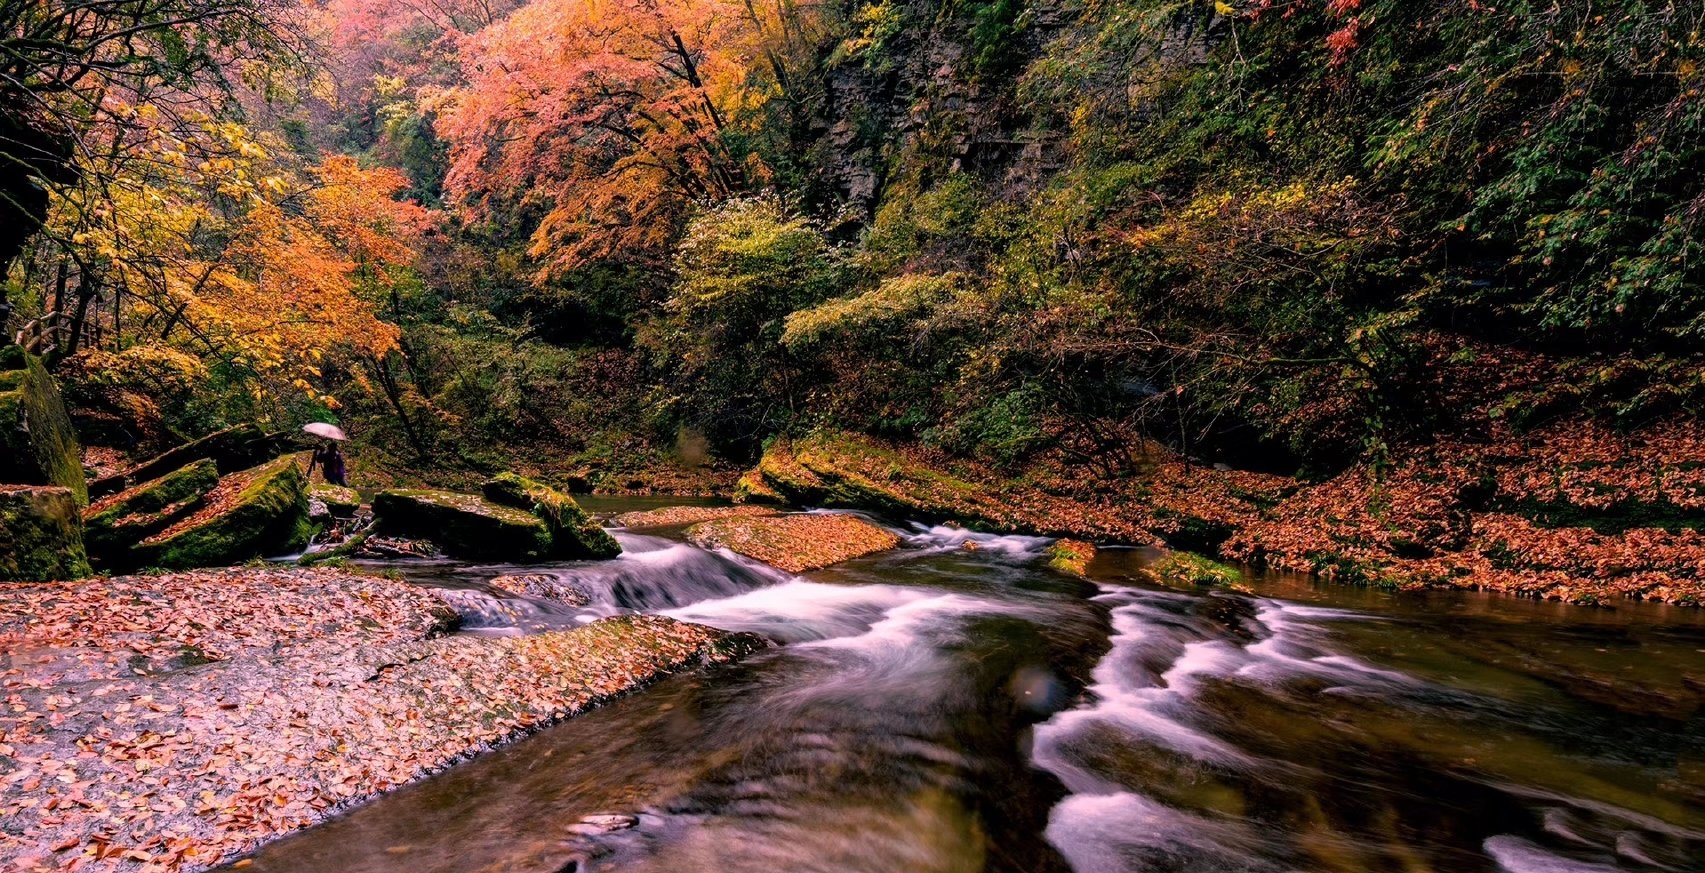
230 503 1705 873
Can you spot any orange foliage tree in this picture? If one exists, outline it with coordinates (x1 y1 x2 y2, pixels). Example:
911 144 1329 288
427 0 832 276
44 107 434 408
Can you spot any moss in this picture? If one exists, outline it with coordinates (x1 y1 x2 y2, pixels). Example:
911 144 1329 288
83 458 220 561
733 469 787 505
372 488 553 561
1507 498 1703 535
309 483 362 518
0 486 92 581
128 456 311 570
0 353 87 505
482 472 620 559
1150 552 1244 588
1047 539 1097 576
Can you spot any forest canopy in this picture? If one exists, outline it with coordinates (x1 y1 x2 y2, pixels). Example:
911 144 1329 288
2 0 1700 479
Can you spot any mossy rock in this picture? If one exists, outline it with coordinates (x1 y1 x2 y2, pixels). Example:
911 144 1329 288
482 472 620 559
87 423 283 500
1047 539 1097 576
127 456 312 570
1149 552 1245 588
309 483 362 519
373 488 553 561
733 469 787 505
0 485 92 581
83 458 219 562
0 353 87 505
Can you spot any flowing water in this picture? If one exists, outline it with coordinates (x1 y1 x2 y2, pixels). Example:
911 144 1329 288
231 506 1705 873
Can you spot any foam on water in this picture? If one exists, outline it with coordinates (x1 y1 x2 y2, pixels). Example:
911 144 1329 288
1045 791 1278 873
1483 836 1623 873
902 522 1055 557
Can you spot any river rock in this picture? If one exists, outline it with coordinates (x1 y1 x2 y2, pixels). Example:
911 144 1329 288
0 485 92 581
82 458 219 561
490 573 591 606
687 513 900 573
309 482 362 520
0 349 86 505
126 455 312 570
614 504 780 529
483 472 621 559
373 488 553 561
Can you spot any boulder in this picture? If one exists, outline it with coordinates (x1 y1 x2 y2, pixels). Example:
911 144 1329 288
82 458 219 562
372 489 552 561
0 485 92 581
482 472 621 559
309 483 362 520
87 423 284 500
0 351 86 505
127 456 312 570
687 513 900 573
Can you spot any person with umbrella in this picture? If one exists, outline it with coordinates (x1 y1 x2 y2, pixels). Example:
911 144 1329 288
303 423 349 487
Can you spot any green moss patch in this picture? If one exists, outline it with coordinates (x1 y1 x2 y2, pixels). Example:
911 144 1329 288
1149 552 1245 589
83 458 219 561
482 472 620 559
0 353 86 505
127 456 311 570
0 485 92 581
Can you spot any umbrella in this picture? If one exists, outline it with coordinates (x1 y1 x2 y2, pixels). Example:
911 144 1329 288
302 422 348 441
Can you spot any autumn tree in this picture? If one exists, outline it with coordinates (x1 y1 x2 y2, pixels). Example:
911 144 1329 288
429 0 836 280
0 0 306 290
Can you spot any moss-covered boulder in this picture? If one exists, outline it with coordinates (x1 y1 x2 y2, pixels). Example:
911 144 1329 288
483 472 621 559
372 488 552 561
87 423 283 500
1148 552 1245 589
0 485 92 581
0 352 87 505
82 458 219 562
309 483 362 519
126 456 312 570
1047 539 1097 576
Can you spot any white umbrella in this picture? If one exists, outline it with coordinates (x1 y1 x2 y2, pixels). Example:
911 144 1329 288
302 422 349 441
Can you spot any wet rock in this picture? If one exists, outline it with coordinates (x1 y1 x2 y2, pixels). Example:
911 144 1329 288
86 422 283 500
483 472 620 559
490 573 591 606
0 485 91 581
0 350 86 504
373 488 553 561
615 504 780 530
1047 539 1096 576
309 482 361 520
1145 552 1246 590
0 568 763 871
126 455 312 570
82 458 218 561
687 512 900 573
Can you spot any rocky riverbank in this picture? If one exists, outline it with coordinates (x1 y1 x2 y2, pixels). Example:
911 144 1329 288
0 568 763 873
735 428 1705 606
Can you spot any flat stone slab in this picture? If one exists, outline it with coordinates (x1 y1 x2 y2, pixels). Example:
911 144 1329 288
615 504 780 530
0 568 762 871
687 513 901 573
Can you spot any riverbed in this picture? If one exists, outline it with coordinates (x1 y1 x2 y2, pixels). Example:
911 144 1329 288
226 507 1705 873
